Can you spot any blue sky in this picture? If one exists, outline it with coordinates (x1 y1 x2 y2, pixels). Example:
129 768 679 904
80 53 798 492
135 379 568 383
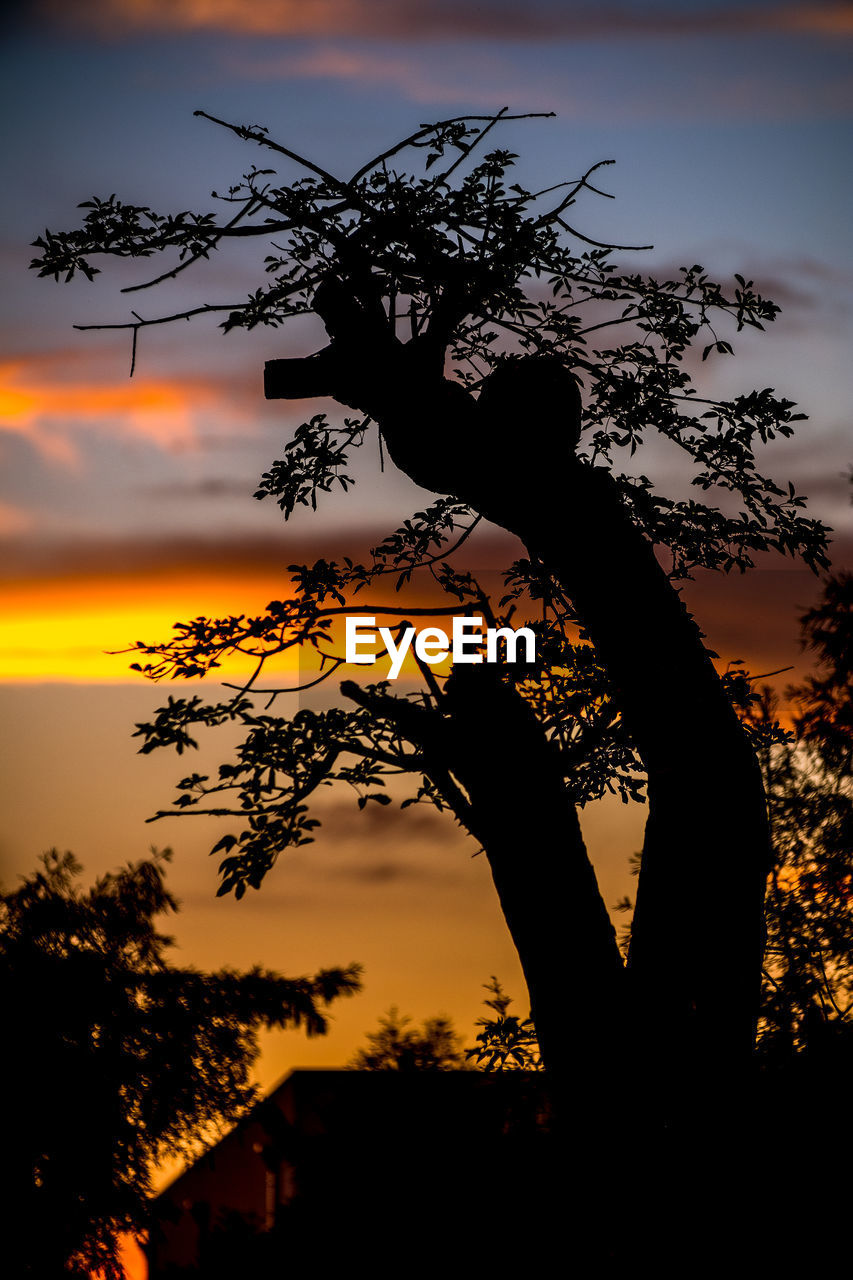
3 0 852 553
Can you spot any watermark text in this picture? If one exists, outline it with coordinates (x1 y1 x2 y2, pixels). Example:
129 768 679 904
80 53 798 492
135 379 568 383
345 616 535 679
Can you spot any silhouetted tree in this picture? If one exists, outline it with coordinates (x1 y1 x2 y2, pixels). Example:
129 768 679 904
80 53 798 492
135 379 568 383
349 1006 465 1071
0 849 360 1278
31 110 830 1120
467 977 543 1072
757 572 853 1056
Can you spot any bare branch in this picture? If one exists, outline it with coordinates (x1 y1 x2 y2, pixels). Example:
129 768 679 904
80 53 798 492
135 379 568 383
194 110 354 198
221 658 348 706
554 216 653 252
74 302 242 332
428 107 510 190
535 159 617 225
347 110 555 185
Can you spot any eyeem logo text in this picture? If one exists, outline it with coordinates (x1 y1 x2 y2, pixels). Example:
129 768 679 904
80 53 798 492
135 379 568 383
345 616 536 679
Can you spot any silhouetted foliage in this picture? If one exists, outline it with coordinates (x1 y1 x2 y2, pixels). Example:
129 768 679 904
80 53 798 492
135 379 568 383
756 573 853 1056
32 109 831 1094
0 849 360 1278
795 570 853 776
466 977 543 1071
349 979 542 1073
348 1006 465 1071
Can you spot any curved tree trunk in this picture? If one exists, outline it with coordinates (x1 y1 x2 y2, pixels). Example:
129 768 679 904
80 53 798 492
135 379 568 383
266 330 771 1088
515 460 770 1103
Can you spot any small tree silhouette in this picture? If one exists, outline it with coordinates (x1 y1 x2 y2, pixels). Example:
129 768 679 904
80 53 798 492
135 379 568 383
349 1006 465 1071
467 977 542 1072
0 849 360 1278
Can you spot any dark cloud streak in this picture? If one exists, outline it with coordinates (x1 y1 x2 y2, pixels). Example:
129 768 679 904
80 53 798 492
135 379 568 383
44 0 853 43
0 525 523 583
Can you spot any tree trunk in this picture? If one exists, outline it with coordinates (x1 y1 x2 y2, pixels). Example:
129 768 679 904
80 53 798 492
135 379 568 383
341 670 626 1096
513 459 770 1105
443 666 627 1092
266 333 771 1087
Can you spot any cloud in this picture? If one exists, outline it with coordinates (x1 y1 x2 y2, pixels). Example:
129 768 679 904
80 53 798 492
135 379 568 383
318 798 456 842
273 799 473 886
46 0 853 42
222 38 853 123
0 356 259 464
0 522 522 583
230 45 511 106
139 477 260 500
323 856 464 885
0 531 304 582
619 252 853 317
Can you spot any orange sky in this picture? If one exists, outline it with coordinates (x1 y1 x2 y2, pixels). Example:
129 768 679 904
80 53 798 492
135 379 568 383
90 1235 147 1280
0 567 298 682
0 559 492 684
0 539 831 684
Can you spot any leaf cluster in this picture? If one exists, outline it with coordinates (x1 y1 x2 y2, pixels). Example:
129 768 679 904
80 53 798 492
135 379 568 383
129 561 646 897
30 196 219 283
31 110 828 579
466 977 543 1072
754 575 853 1056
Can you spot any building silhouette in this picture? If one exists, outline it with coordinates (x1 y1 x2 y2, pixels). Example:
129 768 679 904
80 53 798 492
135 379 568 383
149 1068 553 1275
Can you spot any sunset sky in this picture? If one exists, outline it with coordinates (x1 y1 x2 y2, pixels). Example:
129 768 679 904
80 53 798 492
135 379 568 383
2 0 852 1123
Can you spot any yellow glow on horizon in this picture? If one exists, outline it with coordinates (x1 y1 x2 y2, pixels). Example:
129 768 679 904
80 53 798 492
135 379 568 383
0 568 466 684
0 570 301 682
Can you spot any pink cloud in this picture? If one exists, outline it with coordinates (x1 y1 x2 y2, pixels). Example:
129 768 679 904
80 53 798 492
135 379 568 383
0 357 256 465
227 45 514 106
226 39 853 122
49 0 853 41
